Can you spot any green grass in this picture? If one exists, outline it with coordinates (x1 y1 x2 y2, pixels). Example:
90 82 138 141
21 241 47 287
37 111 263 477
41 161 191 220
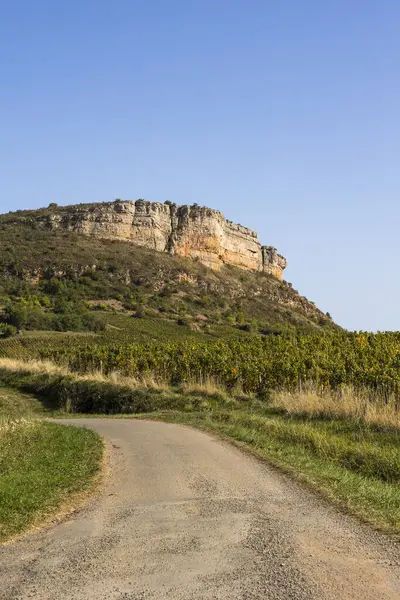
0 384 48 419
0 386 103 543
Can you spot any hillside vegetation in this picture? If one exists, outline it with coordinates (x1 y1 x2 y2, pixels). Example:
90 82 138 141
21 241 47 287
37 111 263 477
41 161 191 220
0 213 334 337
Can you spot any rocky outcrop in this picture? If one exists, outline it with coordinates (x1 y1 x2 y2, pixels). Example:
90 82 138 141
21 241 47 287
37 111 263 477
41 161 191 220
262 247 288 279
33 200 287 280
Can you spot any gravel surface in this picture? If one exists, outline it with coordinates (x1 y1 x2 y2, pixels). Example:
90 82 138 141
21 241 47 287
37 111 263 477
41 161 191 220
1 419 399 599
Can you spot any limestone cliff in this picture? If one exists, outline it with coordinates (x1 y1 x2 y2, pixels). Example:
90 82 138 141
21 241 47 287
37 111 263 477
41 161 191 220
29 200 287 280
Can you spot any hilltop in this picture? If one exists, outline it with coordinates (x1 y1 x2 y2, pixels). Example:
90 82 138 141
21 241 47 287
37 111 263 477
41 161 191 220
3 199 288 278
0 200 335 337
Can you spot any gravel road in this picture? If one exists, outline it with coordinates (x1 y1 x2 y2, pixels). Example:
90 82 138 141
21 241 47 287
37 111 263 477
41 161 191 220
1 419 399 599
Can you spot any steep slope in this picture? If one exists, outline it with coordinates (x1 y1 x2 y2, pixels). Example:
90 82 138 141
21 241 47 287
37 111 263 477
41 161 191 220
0 204 335 335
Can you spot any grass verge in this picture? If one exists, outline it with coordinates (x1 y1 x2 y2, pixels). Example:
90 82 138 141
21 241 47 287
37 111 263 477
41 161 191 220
0 385 103 544
0 360 248 414
0 383 49 419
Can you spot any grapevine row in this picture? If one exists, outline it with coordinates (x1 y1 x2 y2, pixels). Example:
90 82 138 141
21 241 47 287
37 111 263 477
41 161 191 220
2 331 400 395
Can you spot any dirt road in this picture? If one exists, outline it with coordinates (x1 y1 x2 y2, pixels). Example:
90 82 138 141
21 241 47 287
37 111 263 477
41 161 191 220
1 419 399 599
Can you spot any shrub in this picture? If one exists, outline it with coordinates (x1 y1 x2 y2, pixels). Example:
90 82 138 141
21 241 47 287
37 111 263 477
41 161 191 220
236 311 246 326
0 323 17 338
55 312 84 332
25 307 53 330
81 312 106 332
177 318 189 327
3 303 27 329
238 323 255 333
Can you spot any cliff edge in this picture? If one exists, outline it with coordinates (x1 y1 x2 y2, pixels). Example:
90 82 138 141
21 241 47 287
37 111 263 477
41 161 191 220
25 200 287 280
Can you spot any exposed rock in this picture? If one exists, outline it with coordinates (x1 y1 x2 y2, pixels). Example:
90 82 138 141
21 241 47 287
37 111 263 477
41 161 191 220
30 200 288 280
262 247 288 279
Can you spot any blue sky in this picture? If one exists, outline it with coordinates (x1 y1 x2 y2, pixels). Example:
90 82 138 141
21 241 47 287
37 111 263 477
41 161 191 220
1 1 399 331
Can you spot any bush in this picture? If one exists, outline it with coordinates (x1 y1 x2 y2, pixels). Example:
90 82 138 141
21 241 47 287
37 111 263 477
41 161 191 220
25 307 53 330
238 323 255 333
236 311 246 326
177 318 189 327
81 312 106 332
0 323 17 338
3 303 27 329
54 312 84 332
91 303 109 312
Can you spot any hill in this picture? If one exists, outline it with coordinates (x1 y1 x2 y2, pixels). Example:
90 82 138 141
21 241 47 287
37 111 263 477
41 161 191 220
0 201 335 338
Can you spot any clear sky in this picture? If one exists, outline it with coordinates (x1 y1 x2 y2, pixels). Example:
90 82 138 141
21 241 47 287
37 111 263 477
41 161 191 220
1 1 399 331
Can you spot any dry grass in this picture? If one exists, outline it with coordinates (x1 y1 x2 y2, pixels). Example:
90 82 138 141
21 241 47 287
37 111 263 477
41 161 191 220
0 383 48 430
80 369 170 390
0 358 246 416
0 416 36 437
0 358 231 397
180 376 229 398
0 358 68 375
272 384 400 428
2 358 400 429
0 358 170 390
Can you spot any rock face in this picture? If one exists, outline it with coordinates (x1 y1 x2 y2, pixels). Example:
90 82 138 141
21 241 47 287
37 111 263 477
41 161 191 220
37 200 287 280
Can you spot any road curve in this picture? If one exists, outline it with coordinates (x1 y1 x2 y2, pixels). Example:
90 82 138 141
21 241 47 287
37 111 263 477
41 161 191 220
1 419 399 600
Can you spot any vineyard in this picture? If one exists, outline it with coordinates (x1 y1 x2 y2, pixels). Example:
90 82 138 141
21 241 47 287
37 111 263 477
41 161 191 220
2 330 400 395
